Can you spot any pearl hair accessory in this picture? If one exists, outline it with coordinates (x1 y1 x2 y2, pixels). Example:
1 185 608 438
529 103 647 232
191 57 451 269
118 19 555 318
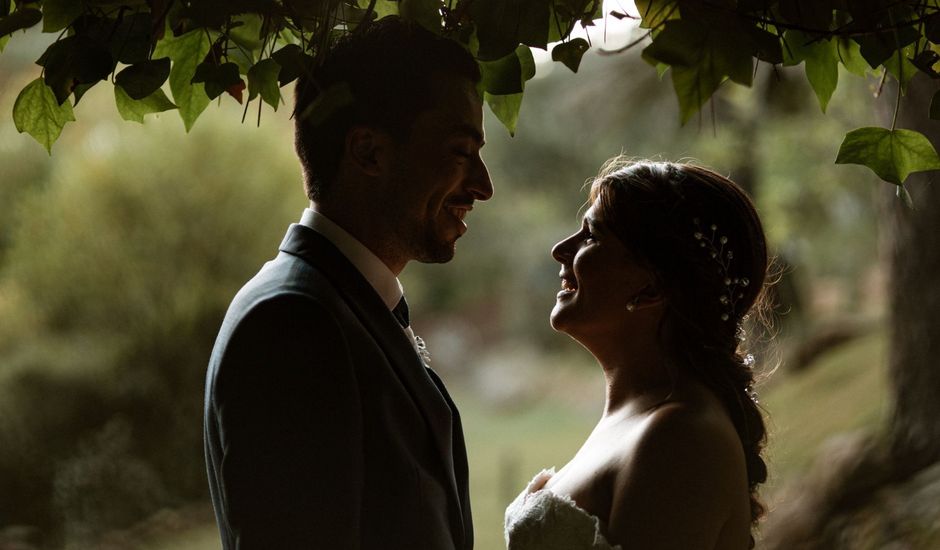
692 218 750 321
743 353 759 402
626 298 638 312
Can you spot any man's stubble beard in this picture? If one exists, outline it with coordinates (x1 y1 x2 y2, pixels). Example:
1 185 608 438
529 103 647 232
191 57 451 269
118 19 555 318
413 231 456 264
397 208 455 265
386 162 457 266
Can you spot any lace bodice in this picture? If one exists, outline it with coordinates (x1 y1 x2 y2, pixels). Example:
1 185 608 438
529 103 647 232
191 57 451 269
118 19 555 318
504 469 622 550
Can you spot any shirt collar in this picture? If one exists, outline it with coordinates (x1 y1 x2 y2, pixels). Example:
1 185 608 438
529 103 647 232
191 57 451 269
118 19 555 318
299 208 404 311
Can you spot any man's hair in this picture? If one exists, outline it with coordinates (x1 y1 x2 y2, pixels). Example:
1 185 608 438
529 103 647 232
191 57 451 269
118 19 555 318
294 17 481 202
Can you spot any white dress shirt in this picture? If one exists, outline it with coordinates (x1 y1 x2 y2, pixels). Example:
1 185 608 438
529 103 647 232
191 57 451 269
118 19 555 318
298 208 425 358
299 208 403 310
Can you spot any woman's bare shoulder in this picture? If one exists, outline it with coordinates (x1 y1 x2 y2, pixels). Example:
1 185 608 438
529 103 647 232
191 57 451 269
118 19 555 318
604 397 749 548
640 397 743 462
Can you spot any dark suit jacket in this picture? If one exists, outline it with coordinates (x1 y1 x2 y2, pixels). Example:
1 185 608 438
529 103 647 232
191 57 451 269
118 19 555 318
204 224 473 549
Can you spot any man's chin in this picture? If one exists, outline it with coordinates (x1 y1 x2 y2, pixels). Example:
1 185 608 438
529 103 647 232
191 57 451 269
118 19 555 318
414 240 457 264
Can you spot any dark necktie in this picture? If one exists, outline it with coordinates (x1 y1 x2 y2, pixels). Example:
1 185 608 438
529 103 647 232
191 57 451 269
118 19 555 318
392 296 410 329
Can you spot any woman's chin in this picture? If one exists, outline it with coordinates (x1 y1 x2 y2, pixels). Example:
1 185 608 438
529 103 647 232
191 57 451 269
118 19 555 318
549 306 571 333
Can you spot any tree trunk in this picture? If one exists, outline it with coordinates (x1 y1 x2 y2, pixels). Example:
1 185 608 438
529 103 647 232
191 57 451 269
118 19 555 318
760 74 940 550
883 74 940 472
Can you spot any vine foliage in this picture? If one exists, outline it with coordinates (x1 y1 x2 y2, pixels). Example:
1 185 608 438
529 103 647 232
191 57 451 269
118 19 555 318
4 1 940 186
2 0 601 148
629 0 940 189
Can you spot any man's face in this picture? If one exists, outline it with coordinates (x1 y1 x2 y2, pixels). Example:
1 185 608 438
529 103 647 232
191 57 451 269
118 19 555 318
385 75 493 264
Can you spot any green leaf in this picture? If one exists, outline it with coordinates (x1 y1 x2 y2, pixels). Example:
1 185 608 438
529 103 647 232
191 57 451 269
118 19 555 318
836 38 869 76
400 0 442 32
117 13 153 65
229 13 264 50
471 0 552 60
154 29 212 131
192 61 242 100
910 50 940 78
806 50 838 113
519 44 536 81
485 91 523 136
655 61 669 78
248 58 281 110
926 12 940 43
42 0 84 32
0 7 41 38
643 20 698 67
634 0 679 29
552 38 589 72
72 82 95 106
835 127 940 185
115 57 171 100
114 85 177 123
884 44 918 93
778 0 833 31
271 44 313 86
784 31 838 112
747 27 783 65
0 1 9 50
646 19 753 124
228 39 256 74
480 45 534 95
546 4 569 44
896 184 914 208
12 78 76 153
930 90 940 120
856 27 919 69
38 35 114 104
357 0 399 19
106 12 154 65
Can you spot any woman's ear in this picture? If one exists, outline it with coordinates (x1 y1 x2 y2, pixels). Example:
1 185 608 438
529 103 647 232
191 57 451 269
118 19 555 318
631 283 665 310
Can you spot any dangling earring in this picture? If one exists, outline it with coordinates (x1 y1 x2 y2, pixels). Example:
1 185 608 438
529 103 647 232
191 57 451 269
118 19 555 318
626 298 639 312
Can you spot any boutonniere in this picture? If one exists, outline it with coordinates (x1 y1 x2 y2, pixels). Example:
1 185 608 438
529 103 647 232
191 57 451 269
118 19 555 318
414 335 431 364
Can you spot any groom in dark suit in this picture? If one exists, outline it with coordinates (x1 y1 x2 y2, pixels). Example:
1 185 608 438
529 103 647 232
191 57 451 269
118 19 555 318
203 18 492 550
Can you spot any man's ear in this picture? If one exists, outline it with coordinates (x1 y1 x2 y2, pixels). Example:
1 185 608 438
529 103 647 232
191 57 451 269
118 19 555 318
345 126 393 177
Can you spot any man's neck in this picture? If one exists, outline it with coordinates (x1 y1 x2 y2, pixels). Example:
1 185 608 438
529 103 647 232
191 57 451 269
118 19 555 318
310 200 407 275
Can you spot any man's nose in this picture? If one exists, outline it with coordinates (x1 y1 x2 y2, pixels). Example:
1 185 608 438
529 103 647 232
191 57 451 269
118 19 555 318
467 157 494 201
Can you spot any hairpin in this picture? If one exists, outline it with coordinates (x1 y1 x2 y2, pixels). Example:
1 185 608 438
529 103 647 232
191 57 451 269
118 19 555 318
692 218 749 321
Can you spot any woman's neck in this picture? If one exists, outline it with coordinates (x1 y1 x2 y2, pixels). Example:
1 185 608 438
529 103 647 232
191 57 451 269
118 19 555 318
586 333 674 418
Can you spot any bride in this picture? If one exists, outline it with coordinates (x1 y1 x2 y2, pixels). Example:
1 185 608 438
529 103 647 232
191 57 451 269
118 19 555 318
505 160 770 549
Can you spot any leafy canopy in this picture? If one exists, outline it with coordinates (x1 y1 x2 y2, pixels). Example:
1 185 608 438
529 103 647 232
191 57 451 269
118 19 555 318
3 0 601 145
4 0 940 185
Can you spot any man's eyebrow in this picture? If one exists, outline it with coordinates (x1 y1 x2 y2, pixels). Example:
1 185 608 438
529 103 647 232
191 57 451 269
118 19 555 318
449 123 485 145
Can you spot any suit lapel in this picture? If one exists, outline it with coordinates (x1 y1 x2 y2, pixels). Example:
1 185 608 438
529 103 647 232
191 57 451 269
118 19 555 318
279 224 464 543
426 368 472 549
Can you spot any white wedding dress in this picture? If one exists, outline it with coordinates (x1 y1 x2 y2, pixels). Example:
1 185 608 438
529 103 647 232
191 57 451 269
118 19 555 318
504 469 623 550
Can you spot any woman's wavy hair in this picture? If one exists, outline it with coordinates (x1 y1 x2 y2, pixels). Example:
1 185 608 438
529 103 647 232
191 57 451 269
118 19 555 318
589 158 770 546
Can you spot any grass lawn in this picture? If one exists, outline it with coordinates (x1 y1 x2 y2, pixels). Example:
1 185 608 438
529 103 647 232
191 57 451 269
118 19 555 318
458 390 600 550
139 524 221 550
761 330 889 488
148 331 888 550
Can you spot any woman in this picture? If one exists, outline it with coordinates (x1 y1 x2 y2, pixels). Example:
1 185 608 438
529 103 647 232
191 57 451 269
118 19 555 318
505 159 770 550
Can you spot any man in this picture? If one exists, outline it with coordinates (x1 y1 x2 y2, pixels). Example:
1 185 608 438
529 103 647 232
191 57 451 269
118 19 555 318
203 18 492 549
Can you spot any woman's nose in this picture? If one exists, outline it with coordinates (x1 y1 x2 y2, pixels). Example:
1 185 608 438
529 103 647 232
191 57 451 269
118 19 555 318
551 234 576 263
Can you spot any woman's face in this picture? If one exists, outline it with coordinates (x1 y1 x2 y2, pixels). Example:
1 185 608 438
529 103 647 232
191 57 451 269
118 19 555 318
550 202 656 340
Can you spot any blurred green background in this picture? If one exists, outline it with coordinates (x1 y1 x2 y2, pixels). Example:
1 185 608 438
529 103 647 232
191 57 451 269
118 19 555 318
0 23 900 550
